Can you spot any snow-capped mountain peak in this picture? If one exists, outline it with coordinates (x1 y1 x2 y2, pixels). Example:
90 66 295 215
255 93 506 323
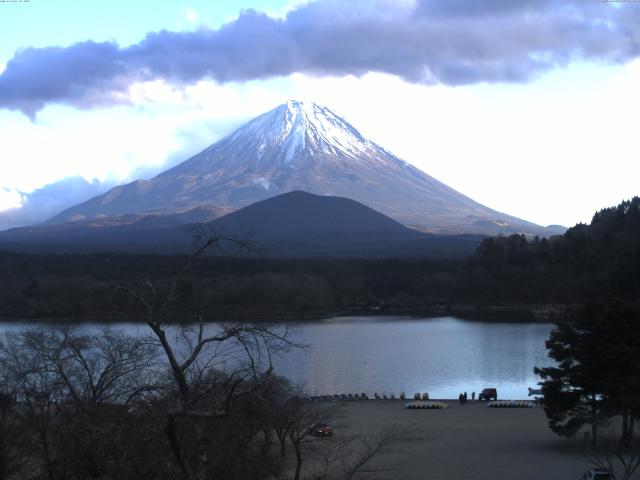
224 100 379 164
48 101 559 237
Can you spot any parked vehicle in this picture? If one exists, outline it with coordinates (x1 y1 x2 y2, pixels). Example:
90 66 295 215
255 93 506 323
478 388 498 401
579 468 612 480
310 423 333 437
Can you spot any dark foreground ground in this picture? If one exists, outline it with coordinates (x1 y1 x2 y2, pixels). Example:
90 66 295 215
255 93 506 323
300 400 591 480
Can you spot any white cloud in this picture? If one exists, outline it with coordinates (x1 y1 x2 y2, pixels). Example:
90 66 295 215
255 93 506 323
0 77 292 196
126 80 185 105
0 188 23 212
185 8 199 23
1 60 638 228
286 61 640 227
0 107 181 192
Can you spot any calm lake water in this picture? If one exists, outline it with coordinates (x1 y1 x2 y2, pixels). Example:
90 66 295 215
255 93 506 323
0 316 553 400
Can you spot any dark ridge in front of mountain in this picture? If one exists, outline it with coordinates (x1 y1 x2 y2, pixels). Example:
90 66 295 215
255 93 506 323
0 191 484 258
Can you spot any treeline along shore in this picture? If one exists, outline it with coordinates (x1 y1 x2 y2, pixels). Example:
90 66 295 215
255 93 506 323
0 253 586 323
1 197 638 323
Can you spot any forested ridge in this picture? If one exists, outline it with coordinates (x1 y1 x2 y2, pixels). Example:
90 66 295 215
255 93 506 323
1 197 638 321
532 198 640 466
465 196 640 305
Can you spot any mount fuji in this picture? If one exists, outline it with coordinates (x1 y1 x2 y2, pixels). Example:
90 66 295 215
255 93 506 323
49 100 559 236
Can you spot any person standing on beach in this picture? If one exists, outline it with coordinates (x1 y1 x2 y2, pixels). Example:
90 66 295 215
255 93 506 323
458 393 464 405
463 392 468 404
471 391 476 401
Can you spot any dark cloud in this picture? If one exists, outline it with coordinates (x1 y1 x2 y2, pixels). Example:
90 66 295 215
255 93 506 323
0 177 112 231
0 42 131 117
1 0 639 115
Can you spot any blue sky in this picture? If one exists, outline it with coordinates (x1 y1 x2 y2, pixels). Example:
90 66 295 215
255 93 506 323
0 0 292 60
1 0 639 230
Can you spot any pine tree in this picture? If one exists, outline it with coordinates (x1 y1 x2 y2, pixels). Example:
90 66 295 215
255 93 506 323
535 303 640 445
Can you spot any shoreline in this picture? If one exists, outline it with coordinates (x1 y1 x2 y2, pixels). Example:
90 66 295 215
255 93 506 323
0 303 573 324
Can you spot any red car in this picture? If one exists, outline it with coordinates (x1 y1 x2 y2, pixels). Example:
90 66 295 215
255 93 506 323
310 423 333 437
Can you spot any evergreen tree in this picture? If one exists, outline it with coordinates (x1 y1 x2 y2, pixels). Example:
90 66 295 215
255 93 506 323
536 303 640 445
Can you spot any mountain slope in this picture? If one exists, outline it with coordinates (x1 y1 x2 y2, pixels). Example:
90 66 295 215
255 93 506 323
49 101 561 236
0 191 483 257
211 190 422 256
214 190 421 239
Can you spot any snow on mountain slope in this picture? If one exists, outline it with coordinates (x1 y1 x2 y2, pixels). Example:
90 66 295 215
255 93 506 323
49 101 561 236
227 101 378 163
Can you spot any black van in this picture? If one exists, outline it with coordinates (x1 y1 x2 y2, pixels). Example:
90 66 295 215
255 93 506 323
478 388 497 401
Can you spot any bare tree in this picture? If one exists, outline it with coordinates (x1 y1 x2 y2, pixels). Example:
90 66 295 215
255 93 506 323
261 385 414 480
306 426 416 480
118 233 301 480
0 326 162 480
26 326 158 408
269 391 295 458
39 327 159 478
281 398 337 480
0 232 303 480
0 389 23 480
587 428 640 480
1 330 69 480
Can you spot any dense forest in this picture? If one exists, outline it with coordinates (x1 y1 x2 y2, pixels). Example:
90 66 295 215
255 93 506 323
0 197 638 321
465 196 640 305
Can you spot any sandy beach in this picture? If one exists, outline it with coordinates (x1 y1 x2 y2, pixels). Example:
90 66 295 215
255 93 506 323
306 400 591 480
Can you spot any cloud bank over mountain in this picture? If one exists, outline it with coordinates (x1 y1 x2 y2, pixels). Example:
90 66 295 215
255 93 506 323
0 177 111 231
1 0 639 115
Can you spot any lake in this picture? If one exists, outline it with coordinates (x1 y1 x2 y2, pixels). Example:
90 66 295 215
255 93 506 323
0 316 553 400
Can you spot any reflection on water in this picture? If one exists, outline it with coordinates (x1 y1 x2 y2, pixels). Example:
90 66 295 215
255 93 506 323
272 316 553 400
0 316 553 399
